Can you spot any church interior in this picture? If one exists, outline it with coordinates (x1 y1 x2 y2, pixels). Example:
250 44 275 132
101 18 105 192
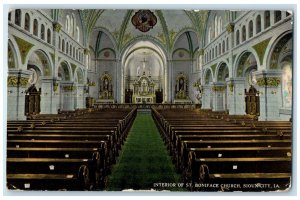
6 9 293 192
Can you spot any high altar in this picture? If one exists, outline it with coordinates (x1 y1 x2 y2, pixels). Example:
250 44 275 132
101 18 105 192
132 72 156 104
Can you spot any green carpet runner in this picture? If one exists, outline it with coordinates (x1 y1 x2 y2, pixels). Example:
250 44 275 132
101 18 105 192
106 112 183 191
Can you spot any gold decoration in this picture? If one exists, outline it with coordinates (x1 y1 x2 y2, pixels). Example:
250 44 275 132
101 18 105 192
53 22 62 32
88 81 96 86
228 83 234 92
257 77 280 87
63 85 76 91
53 83 58 92
84 48 90 55
19 77 29 87
252 38 271 65
7 76 18 86
13 36 34 64
212 86 225 92
226 23 235 33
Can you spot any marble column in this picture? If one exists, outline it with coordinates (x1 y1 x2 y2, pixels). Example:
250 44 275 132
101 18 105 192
60 82 75 111
254 70 282 121
201 85 212 109
7 69 32 120
40 77 55 114
211 82 226 111
226 77 246 115
75 84 85 109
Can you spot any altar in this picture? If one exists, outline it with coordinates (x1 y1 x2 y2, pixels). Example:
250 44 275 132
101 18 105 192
132 73 156 104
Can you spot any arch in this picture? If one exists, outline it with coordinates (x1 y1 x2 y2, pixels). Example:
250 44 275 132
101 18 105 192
256 15 262 34
234 51 259 78
172 28 198 51
216 61 229 82
24 13 30 32
57 61 72 81
93 27 118 57
15 9 21 26
25 48 53 76
62 39 65 52
264 11 271 29
40 24 45 40
47 28 51 44
249 20 253 38
236 30 240 46
8 39 18 69
266 31 293 70
74 67 84 84
33 19 38 36
120 35 168 62
274 11 282 23
8 36 22 69
203 68 213 84
242 25 246 42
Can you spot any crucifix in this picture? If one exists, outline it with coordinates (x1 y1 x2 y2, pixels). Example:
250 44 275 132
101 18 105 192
140 58 148 73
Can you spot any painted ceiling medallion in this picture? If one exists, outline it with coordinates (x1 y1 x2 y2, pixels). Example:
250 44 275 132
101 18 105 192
131 10 157 32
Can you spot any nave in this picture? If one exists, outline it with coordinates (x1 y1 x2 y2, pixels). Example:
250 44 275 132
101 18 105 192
6 105 292 192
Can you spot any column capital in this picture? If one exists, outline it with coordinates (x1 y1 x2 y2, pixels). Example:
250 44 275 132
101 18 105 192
226 23 235 33
53 22 62 33
253 70 282 87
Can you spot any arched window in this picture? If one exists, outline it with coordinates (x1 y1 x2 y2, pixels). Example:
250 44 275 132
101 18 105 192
8 12 11 21
242 25 246 42
218 17 222 34
41 24 45 40
226 37 229 51
66 15 70 33
47 29 51 44
58 36 61 49
264 11 270 29
256 15 261 34
215 46 217 58
73 47 75 58
214 15 218 38
286 11 291 17
249 20 253 38
66 42 69 54
208 27 211 43
76 49 78 60
15 9 21 26
24 13 30 31
62 39 65 52
236 30 240 46
275 11 282 23
222 40 225 53
33 19 38 36
76 26 80 42
70 15 75 36
86 54 90 69
70 44 72 56
219 43 221 55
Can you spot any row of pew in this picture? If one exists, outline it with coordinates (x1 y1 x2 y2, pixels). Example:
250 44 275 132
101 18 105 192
6 107 137 191
152 108 292 192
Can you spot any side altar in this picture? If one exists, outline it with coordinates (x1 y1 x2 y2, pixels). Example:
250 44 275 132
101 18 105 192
96 72 115 103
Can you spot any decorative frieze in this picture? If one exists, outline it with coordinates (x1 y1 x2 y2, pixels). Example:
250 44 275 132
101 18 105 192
212 86 225 92
256 77 281 87
7 76 29 87
7 76 18 87
19 77 29 87
63 85 77 91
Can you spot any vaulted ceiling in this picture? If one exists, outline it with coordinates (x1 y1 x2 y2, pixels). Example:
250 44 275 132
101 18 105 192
77 9 210 52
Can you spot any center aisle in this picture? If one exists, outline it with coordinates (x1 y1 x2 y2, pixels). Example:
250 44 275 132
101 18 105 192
107 112 183 191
